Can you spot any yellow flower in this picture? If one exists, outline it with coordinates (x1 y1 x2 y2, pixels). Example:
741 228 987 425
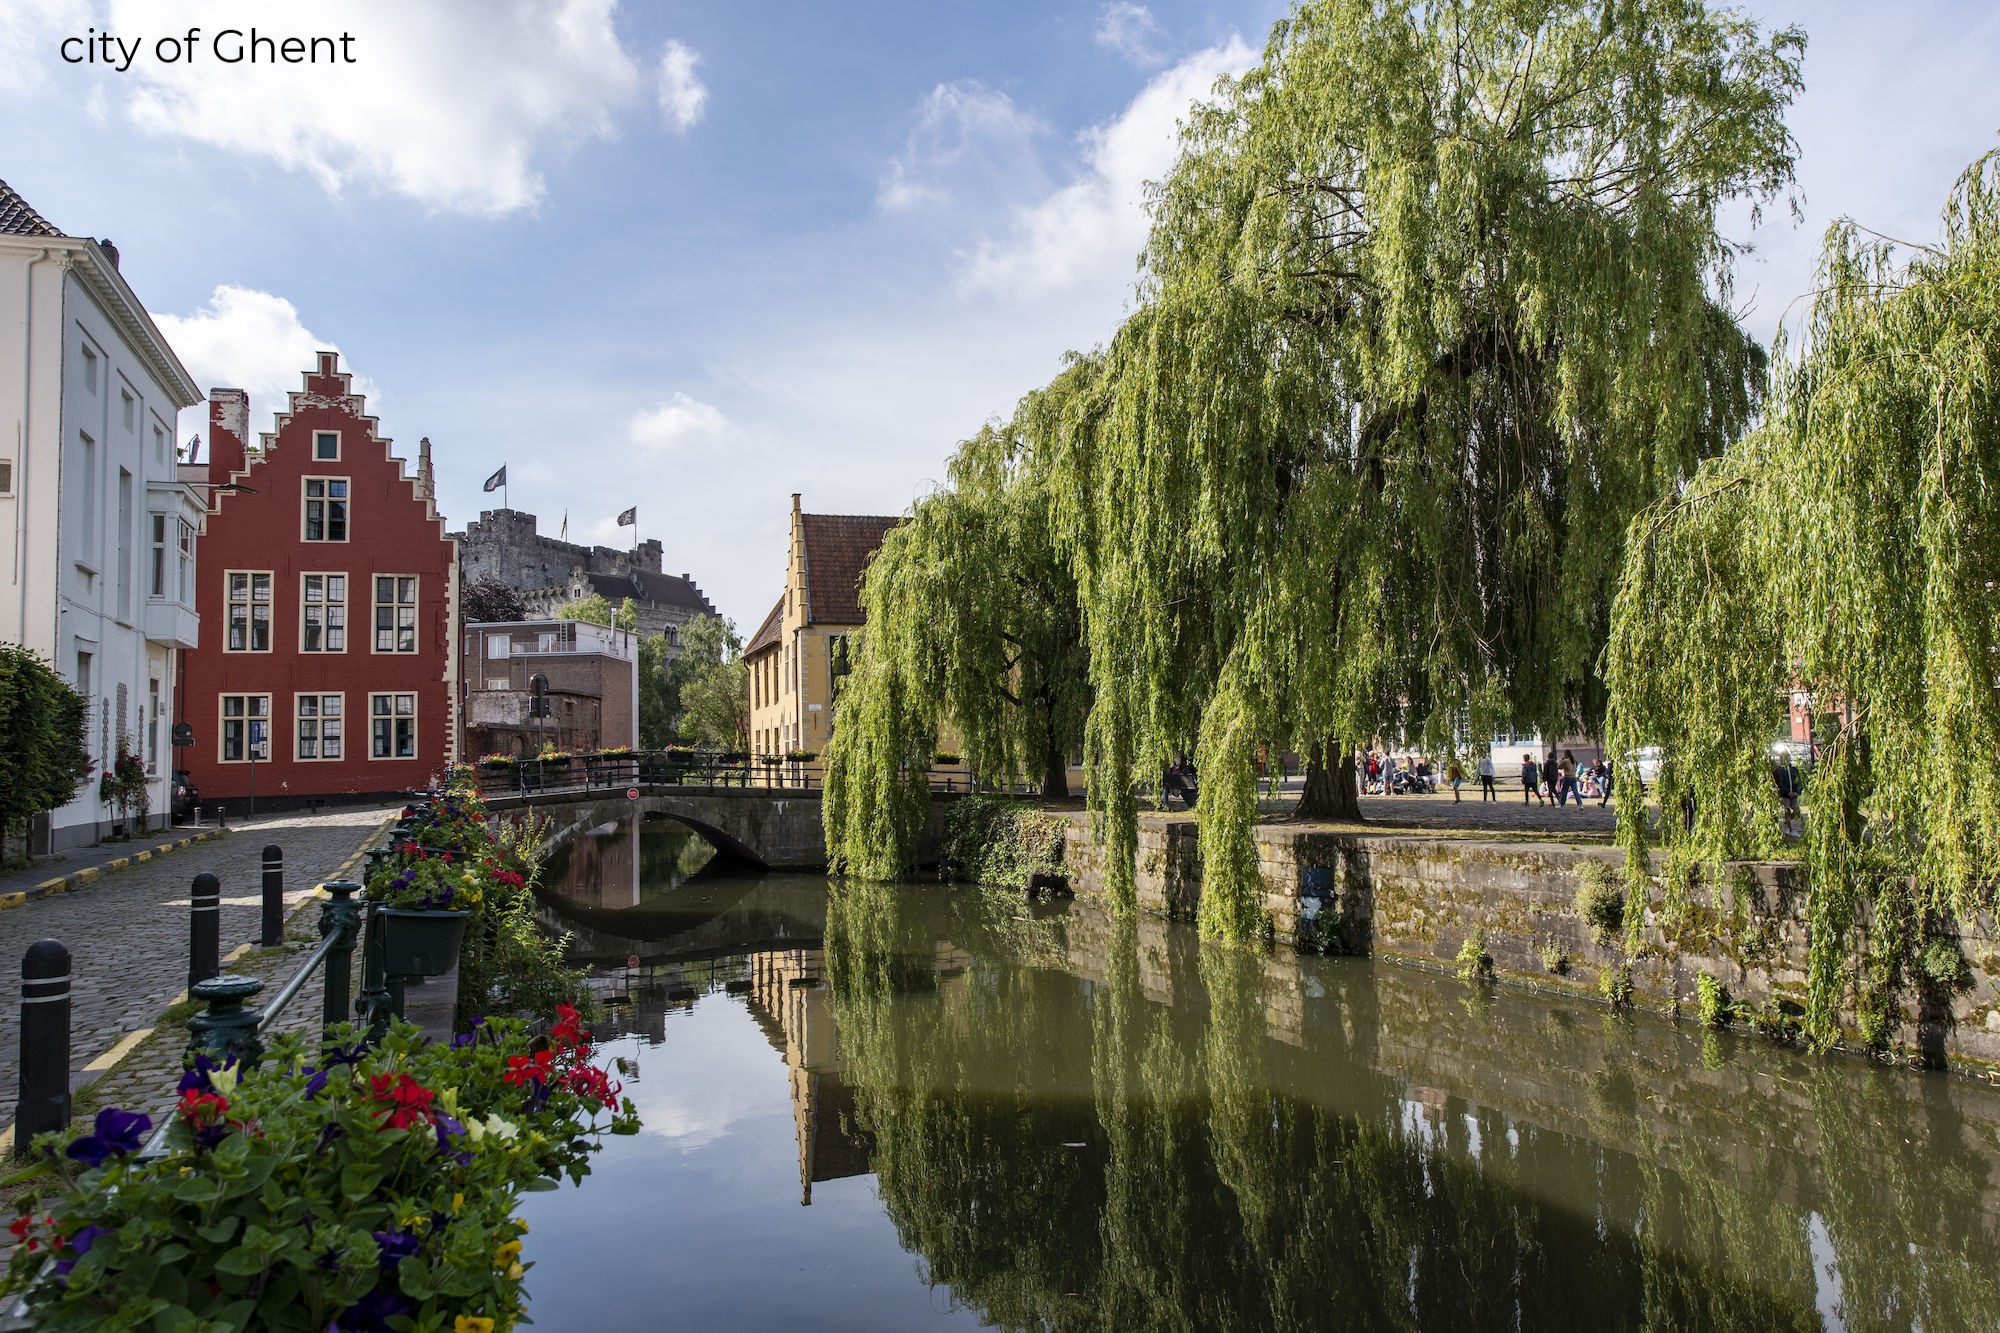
493 1238 523 1268
506 1262 525 1281
452 1192 464 1214
454 1318 495 1333
512 1217 529 1234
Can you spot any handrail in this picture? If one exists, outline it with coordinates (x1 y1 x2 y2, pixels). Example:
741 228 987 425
259 924 342 1029
468 749 992 799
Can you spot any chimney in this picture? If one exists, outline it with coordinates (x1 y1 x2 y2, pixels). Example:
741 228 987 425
97 238 119 270
208 388 250 477
416 436 435 506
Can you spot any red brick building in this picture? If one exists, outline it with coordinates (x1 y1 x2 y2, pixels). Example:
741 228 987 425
179 352 457 805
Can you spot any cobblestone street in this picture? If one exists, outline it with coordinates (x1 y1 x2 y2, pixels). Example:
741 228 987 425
0 805 396 1138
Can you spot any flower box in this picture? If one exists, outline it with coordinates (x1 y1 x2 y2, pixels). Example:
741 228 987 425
379 908 469 977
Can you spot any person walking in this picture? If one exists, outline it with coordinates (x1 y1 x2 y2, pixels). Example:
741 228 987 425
1365 751 1381 794
1520 752 1542 804
1476 749 1496 801
1542 751 1559 807
1595 757 1613 807
1383 752 1400 796
1557 750 1579 806
1447 758 1465 803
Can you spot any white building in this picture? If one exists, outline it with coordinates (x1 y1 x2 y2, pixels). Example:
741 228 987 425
0 179 205 851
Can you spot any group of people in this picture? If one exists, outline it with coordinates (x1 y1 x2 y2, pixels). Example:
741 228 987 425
1360 747 1616 806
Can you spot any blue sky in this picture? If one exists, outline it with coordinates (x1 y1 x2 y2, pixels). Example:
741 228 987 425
4 1 1998 626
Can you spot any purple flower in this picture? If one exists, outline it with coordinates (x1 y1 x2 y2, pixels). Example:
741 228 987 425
65 1107 152 1167
371 1230 421 1266
177 1052 236 1096
336 1286 412 1332
50 1223 107 1281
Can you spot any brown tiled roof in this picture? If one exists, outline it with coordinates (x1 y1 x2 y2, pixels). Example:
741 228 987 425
801 513 899 627
0 179 62 237
582 568 717 616
744 596 784 656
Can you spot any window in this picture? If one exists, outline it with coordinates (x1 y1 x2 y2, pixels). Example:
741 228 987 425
177 520 195 604
154 423 168 466
226 571 273 652
116 469 133 620
301 574 347 652
486 632 511 659
374 576 418 653
77 432 97 557
150 514 168 597
370 693 416 759
148 679 160 771
303 477 349 541
80 344 98 393
74 650 91 693
120 390 134 432
220 694 271 762
296 694 343 760
313 431 339 461
0 459 11 495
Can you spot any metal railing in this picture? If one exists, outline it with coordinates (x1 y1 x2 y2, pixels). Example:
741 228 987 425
471 748 986 798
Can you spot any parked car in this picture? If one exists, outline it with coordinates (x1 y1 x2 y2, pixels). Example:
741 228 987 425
171 769 199 822
1626 746 1665 789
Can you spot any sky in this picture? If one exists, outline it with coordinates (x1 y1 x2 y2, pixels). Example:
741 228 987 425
4 1 1998 628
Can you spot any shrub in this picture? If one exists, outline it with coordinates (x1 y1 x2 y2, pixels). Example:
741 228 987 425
1696 973 1732 1027
939 795 1067 889
1573 861 1625 944
2 1012 637 1330
1538 938 1570 975
1600 963 1634 1009
1918 940 1971 992
1455 928 1492 983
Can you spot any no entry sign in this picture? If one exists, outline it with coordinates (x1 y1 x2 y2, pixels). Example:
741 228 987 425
626 787 639 800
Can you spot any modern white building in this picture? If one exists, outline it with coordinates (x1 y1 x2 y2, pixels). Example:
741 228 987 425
1 179 205 851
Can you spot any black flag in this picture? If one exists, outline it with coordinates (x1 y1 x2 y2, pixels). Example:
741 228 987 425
616 506 637 526
482 464 507 492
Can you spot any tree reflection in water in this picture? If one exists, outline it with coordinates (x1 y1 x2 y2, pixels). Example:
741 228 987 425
823 886 2000 1332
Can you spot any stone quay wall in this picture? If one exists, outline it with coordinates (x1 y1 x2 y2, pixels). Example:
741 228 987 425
1060 814 2000 1073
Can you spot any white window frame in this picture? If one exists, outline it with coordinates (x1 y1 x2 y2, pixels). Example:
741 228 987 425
369 692 417 760
225 570 274 653
295 693 344 761
302 476 350 542
373 575 419 654
300 573 348 653
219 693 272 763
312 430 340 462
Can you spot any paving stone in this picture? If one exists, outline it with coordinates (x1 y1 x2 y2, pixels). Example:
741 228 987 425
0 805 394 1135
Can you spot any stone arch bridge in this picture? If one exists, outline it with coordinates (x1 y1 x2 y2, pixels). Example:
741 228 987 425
484 782 955 872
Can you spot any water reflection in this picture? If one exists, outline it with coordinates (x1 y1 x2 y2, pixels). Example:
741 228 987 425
521 817 2000 1332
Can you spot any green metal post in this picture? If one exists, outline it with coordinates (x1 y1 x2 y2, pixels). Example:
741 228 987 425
186 975 265 1068
319 880 363 1037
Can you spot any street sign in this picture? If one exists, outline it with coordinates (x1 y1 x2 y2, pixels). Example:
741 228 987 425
172 723 194 748
626 786 639 800
627 955 640 969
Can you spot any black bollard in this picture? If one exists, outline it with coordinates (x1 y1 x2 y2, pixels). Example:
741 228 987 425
260 844 284 947
16 941 72 1152
189 872 221 993
217 804 227 830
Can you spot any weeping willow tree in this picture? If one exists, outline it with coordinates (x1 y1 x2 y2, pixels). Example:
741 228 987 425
823 370 1093 879
1605 150 2000 1046
1045 0 1801 933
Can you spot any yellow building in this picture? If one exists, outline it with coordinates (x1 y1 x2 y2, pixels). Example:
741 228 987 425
746 494 898 758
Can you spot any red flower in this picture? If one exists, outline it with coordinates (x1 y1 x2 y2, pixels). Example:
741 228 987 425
562 1064 622 1111
550 1003 588 1053
502 1050 556 1088
368 1073 437 1131
178 1089 228 1128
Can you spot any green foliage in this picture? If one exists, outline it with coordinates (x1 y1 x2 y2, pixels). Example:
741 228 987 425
636 632 676 748
669 615 748 750
938 795 1068 889
824 394 1092 880
1600 962 1635 1009
1917 940 1970 994
1573 862 1626 945
555 593 637 631
1538 938 1570 976
2 1016 636 1331
1696 973 1732 1028
1607 150 2000 1045
1455 928 1491 983
0 644 89 857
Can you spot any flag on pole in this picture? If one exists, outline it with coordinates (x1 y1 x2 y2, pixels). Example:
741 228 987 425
616 506 637 526
560 510 568 540
482 464 507 492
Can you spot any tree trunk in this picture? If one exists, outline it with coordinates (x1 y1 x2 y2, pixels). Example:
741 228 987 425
1297 736 1361 820
1041 725 1070 800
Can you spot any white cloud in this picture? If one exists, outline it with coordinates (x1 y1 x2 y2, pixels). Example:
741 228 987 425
628 393 730 452
15 0 643 216
1096 2 1166 67
656 39 707 132
0 0 88 95
878 81 1047 213
960 38 1252 300
153 285 377 446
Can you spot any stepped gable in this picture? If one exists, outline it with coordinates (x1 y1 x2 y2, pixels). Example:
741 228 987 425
0 178 62 237
800 513 898 626
745 596 784 655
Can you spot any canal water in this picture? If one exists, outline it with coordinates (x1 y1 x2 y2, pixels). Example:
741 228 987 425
517 814 2000 1331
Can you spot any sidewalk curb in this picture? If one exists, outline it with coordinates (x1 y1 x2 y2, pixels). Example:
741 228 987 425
0 828 232 912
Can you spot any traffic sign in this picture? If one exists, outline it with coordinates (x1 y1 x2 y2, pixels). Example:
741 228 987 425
626 786 639 800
